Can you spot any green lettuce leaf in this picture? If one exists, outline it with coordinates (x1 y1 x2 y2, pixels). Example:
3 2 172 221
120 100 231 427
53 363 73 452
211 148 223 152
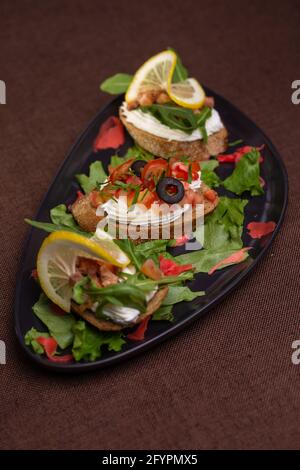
222 149 263 196
72 277 89 304
200 159 221 187
50 204 78 228
174 248 249 273
76 161 107 194
204 197 248 250
152 305 174 322
72 321 125 361
200 160 219 172
163 286 205 305
25 218 92 237
25 327 50 354
100 73 133 94
32 294 76 349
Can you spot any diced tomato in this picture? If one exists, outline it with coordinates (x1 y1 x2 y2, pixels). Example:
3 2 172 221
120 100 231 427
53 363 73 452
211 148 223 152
141 259 162 280
138 189 158 209
109 159 134 183
125 175 142 186
247 221 276 239
217 145 264 164
89 190 103 208
208 247 251 275
159 255 193 276
141 159 168 183
93 116 125 151
171 161 200 181
76 191 84 202
204 189 217 202
181 188 203 206
174 234 191 246
36 337 73 363
127 317 150 341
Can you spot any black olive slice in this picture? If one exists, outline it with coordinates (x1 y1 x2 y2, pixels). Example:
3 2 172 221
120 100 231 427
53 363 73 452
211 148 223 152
156 177 185 204
131 160 146 177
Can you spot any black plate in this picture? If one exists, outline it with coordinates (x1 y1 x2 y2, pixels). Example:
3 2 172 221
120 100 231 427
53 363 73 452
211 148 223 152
14 90 288 372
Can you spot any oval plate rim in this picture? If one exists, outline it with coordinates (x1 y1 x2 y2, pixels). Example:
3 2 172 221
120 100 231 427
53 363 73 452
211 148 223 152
14 89 289 373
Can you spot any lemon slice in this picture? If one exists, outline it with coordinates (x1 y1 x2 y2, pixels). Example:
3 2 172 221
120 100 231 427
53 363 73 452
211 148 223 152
168 78 206 109
125 50 177 103
37 231 130 312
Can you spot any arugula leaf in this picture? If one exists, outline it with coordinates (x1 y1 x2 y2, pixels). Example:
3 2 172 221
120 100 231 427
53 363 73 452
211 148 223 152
115 239 144 269
168 48 189 83
72 321 125 361
50 204 78 228
228 139 243 147
174 248 249 273
100 73 133 94
25 327 50 354
163 286 205 305
222 149 263 196
203 197 248 250
76 161 107 194
72 277 89 304
25 218 92 237
32 294 76 349
141 103 197 133
152 305 174 322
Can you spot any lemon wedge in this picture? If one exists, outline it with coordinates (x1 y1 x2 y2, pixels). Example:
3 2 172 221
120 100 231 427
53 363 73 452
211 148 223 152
125 50 177 103
168 78 206 109
37 231 130 312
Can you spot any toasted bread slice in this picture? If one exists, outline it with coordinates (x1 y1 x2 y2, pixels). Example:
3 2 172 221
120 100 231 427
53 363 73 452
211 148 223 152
71 287 168 331
119 108 228 161
72 182 219 238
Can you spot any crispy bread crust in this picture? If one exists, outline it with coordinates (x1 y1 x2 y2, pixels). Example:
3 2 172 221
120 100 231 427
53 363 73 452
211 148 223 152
119 109 228 161
71 287 169 331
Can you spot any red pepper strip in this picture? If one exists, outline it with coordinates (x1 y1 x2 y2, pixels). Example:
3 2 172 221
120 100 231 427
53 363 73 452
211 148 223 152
174 234 190 246
36 337 73 363
51 303 67 316
217 145 264 163
159 255 193 276
31 268 39 281
127 317 150 341
208 247 251 275
247 221 276 239
93 116 125 151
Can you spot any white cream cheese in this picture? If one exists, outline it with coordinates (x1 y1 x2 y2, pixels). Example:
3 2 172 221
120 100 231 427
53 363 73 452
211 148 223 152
121 102 224 142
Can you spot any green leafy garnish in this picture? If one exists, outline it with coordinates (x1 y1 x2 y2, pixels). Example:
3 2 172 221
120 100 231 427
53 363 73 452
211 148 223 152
50 204 78 229
228 139 243 147
32 294 76 349
204 197 248 250
163 286 204 305
222 149 263 196
72 321 125 361
152 305 174 322
25 328 50 354
174 248 250 274
200 160 221 188
76 161 107 194
100 73 133 95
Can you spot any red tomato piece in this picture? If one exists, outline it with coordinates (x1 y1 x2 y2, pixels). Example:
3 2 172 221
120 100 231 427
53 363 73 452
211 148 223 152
204 189 217 202
36 337 73 363
93 116 125 151
208 247 251 275
138 189 158 209
159 255 193 276
140 259 162 280
247 221 276 239
217 145 264 164
109 158 135 183
127 317 150 341
141 159 168 183
174 234 190 246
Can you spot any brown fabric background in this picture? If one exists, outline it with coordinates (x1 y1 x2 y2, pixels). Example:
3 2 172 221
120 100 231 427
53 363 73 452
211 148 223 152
0 0 299 450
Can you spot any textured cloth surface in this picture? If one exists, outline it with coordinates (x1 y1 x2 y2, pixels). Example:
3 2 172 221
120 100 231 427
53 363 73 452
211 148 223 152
0 0 300 450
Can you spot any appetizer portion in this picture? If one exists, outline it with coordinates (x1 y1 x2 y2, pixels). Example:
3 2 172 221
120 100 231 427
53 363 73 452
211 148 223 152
71 155 219 238
101 50 228 160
